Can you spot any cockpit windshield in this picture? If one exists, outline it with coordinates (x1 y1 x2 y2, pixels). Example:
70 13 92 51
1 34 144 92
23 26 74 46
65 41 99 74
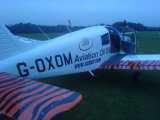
106 26 121 53
105 26 136 54
101 33 109 46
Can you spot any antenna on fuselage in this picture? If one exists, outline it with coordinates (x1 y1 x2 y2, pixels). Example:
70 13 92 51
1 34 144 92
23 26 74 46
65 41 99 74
66 20 72 32
37 26 51 40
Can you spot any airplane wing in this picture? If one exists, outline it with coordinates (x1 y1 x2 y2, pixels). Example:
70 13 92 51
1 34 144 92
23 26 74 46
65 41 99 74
0 72 82 120
100 54 160 71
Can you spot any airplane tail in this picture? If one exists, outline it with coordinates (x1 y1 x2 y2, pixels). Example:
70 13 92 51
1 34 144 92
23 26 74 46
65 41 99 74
0 25 42 60
0 25 15 46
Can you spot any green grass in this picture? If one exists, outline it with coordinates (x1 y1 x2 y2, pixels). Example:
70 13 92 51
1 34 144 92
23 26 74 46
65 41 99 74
136 31 160 53
2 31 160 120
46 71 160 120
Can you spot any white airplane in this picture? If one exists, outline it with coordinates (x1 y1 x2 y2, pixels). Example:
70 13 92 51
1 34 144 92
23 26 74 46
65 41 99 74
0 25 160 120
1 25 160 79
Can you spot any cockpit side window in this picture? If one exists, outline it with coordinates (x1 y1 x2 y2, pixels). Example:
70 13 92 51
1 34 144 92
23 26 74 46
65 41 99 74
101 33 109 45
106 26 121 53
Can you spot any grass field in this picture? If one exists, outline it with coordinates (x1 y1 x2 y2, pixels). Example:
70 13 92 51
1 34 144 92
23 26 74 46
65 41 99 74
136 32 160 53
1 31 160 120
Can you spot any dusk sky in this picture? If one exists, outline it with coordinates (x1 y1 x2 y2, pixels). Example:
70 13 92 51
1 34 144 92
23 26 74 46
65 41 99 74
0 0 160 26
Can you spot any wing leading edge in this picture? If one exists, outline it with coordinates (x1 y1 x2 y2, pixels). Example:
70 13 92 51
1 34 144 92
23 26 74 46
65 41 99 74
100 54 160 71
0 72 82 120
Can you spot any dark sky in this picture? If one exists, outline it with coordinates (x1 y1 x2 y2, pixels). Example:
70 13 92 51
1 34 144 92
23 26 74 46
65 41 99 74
0 0 160 26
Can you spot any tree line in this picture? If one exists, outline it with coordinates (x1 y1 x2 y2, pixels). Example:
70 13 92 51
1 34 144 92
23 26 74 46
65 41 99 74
113 20 160 32
7 23 84 34
7 21 160 34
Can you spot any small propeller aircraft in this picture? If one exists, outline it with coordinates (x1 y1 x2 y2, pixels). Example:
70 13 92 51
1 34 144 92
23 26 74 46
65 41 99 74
0 25 160 120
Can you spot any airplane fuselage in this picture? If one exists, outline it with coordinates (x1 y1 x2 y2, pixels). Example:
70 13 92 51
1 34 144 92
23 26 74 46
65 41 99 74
0 26 117 79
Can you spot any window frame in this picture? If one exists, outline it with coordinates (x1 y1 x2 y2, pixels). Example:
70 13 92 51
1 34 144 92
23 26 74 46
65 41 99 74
101 33 110 46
